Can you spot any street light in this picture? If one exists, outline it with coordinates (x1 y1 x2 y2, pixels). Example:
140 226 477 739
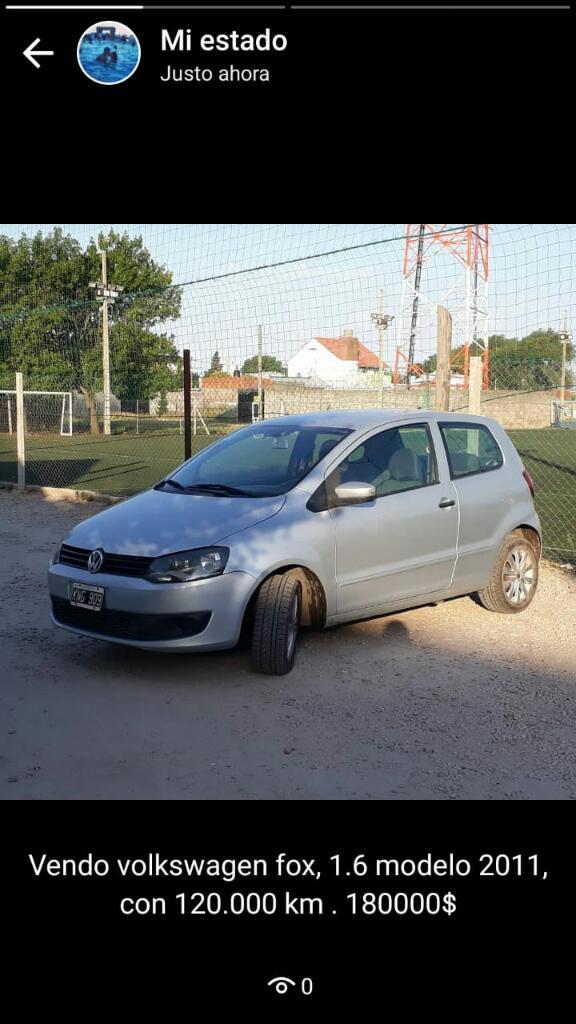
371 304 395 407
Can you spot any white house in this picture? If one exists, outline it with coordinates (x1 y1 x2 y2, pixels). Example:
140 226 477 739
287 333 384 386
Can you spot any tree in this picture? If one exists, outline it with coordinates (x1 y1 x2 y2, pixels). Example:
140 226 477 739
0 228 182 433
241 354 286 375
204 350 224 376
421 329 574 391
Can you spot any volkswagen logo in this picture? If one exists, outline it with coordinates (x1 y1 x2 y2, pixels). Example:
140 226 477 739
87 549 104 573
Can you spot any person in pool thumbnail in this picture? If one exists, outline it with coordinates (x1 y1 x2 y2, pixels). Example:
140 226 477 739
96 46 118 64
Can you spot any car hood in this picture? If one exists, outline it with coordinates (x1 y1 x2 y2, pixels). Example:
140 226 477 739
64 488 287 557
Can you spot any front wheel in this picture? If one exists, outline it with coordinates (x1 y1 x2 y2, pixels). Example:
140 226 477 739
476 530 539 614
251 572 302 675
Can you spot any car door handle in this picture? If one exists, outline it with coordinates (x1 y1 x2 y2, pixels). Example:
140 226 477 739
438 498 456 509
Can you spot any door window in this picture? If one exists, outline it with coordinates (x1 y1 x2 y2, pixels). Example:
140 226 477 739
439 423 503 479
326 423 438 500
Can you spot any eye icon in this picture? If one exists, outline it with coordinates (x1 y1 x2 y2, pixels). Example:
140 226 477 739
268 976 296 995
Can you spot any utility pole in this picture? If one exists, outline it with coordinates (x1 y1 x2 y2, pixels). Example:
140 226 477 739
89 254 124 437
371 291 394 408
101 250 111 436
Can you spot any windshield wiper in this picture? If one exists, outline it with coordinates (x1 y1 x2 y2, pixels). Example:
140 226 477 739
157 479 256 496
181 483 256 497
157 477 187 491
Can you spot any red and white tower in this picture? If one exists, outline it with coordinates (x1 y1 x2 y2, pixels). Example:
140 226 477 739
396 224 490 386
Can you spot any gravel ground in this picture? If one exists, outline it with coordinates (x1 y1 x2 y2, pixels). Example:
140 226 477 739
1 489 575 800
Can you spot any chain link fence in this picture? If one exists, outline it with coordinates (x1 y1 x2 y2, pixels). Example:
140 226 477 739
0 224 574 559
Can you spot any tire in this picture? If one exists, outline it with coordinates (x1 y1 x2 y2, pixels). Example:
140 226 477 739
251 572 302 675
476 530 539 614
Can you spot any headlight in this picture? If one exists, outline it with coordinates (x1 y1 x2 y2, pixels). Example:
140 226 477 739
145 547 229 583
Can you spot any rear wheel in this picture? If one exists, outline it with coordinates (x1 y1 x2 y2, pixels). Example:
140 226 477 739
476 530 539 614
251 571 302 675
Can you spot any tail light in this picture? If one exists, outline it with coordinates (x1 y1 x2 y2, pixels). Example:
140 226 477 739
522 468 535 497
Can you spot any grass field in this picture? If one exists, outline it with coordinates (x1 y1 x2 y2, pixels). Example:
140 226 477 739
509 428 576 559
0 426 574 558
0 429 218 495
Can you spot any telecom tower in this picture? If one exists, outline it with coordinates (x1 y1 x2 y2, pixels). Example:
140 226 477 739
396 224 490 387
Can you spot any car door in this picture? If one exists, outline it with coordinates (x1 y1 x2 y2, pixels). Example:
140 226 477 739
325 421 459 616
437 420 509 590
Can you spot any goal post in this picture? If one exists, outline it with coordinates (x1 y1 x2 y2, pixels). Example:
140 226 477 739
0 390 73 436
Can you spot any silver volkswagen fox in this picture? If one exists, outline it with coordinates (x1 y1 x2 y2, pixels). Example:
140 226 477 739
48 410 541 675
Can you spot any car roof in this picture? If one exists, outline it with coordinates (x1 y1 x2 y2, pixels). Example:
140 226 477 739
260 409 498 431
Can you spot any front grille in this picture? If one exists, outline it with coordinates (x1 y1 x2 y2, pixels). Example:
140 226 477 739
52 598 211 642
59 544 154 578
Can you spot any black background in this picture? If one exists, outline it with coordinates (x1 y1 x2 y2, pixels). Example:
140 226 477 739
5 801 574 1010
2 0 572 200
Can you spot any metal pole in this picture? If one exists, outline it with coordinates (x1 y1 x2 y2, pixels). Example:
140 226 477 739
136 398 139 434
101 249 111 436
7 395 13 435
257 324 263 421
183 349 192 460
16 372 25 490
378 288 385 408
407 223 426 388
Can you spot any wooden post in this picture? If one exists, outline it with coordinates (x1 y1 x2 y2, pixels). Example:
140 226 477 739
435 306 452 412
468 356 482 415
16 372 25 490
183 349 192 460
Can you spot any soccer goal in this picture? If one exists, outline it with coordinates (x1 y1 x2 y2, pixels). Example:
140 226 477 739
0 390 73 436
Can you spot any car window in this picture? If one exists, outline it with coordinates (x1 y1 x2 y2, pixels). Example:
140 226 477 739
325 423 438 500
440 423 503 478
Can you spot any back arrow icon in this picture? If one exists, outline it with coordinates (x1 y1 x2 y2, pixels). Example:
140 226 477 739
23 38 54 69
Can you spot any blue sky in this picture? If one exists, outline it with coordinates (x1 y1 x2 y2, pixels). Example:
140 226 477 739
1 224 574 374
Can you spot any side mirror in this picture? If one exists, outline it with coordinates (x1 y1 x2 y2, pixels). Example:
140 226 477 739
333 481 376 505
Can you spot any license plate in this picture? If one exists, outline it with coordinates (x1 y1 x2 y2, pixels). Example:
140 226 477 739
69 582 105 611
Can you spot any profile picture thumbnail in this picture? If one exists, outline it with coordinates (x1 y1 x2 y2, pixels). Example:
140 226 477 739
77 22 141 85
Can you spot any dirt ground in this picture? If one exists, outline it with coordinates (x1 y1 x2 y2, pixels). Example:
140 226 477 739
1 488 575 800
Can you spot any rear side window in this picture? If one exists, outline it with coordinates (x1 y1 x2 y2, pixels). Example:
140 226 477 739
440 423 503 479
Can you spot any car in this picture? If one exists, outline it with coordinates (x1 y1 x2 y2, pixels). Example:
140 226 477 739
47 410 541 675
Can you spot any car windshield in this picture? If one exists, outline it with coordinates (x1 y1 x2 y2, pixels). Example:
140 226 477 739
157 424 351 497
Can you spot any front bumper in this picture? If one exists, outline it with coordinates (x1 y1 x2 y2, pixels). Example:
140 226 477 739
47 563 256 651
